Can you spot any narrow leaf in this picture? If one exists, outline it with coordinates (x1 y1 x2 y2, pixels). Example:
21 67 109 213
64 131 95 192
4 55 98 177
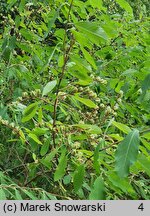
40 148 58 169
141 132 150 140
89 177 105 200
73 165 85 192
54 148 67 181
88 0 106 11
22 102 38 123
42 80 57 96
76 22 108 45
0 188 6 200
112 121 131 134
108 171 136 195
142 74 150 92
22 189 37 200
28 133 42 145
73 124 101 134
40 139 50 156
15 189 23 200
115 0 133 15
80 46 97 69
115 129 140 178
93 143 101 173
137 154 150 177
73 95 97 108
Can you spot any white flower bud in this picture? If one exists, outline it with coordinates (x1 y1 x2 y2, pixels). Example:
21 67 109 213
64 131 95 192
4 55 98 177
92 93 97 98
113 112 118 117
74 142 81 149
31 91 36 96
10 122 15 128
3 120 9 125
79 120 84 124
114 103 119 110
90 119 95 124
117 98 122 103
137 88 142 95
77 152 83 158
90 74 95 79
95 98 100 103
35 89 41 94
91 141 97 147
18 97 22 101
22 92 28 97
105 106 112 114
103 80 107 85
100 103 105 108
119 90 124 98
96 76 102 82
79 87 83 91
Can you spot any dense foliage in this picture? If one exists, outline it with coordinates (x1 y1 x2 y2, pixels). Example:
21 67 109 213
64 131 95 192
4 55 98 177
0 0 150 200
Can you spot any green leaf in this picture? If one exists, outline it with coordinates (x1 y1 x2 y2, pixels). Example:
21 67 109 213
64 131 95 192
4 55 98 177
73 95 97 108
15 189 23 200
112 121 131 134
45 11 59 38
7 0 17 8
2 46 12 61
89 177 105 200
121 69 138 77
93 143 101 174
63 175 71 185
80 46 97 69
137 154 150 177
45 192 57 200
141 132 150 140
54 148 67 181
73 124 101 134
38 108 43 124
22 102 38 123
28 133 42 145
115 0 133 15
32 127 48 136
19 0 25 12
115 129 140 178
42 80 57 96
76 22 108 45
40 148 58 169
73 165 85 192
44 3 67 39
71 30 92 49
40 139 50 156
142 74 150 92
108 171 136 195
87 0 106 11
22 189 37 200
58 55 64 67
0 188 6 200
70 55 92 76
20 28 38 41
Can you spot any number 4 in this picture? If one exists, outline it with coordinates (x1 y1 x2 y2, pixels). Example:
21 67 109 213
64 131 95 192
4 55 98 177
138 203 144 211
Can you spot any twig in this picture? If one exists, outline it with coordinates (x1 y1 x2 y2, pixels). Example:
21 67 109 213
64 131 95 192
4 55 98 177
52 0 74 148
0 184 71 200
85 141 119 164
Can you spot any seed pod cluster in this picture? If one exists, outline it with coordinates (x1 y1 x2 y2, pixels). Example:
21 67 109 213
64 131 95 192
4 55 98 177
16 89 42 103
95 76 107 85
0 116 20 134
58 91 67 100
76 151 85 163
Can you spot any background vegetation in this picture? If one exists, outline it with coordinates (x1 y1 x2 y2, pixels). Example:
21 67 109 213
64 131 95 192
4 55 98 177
0 0 150 200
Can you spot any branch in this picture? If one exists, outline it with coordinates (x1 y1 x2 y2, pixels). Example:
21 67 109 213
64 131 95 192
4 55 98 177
52 0 74 148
